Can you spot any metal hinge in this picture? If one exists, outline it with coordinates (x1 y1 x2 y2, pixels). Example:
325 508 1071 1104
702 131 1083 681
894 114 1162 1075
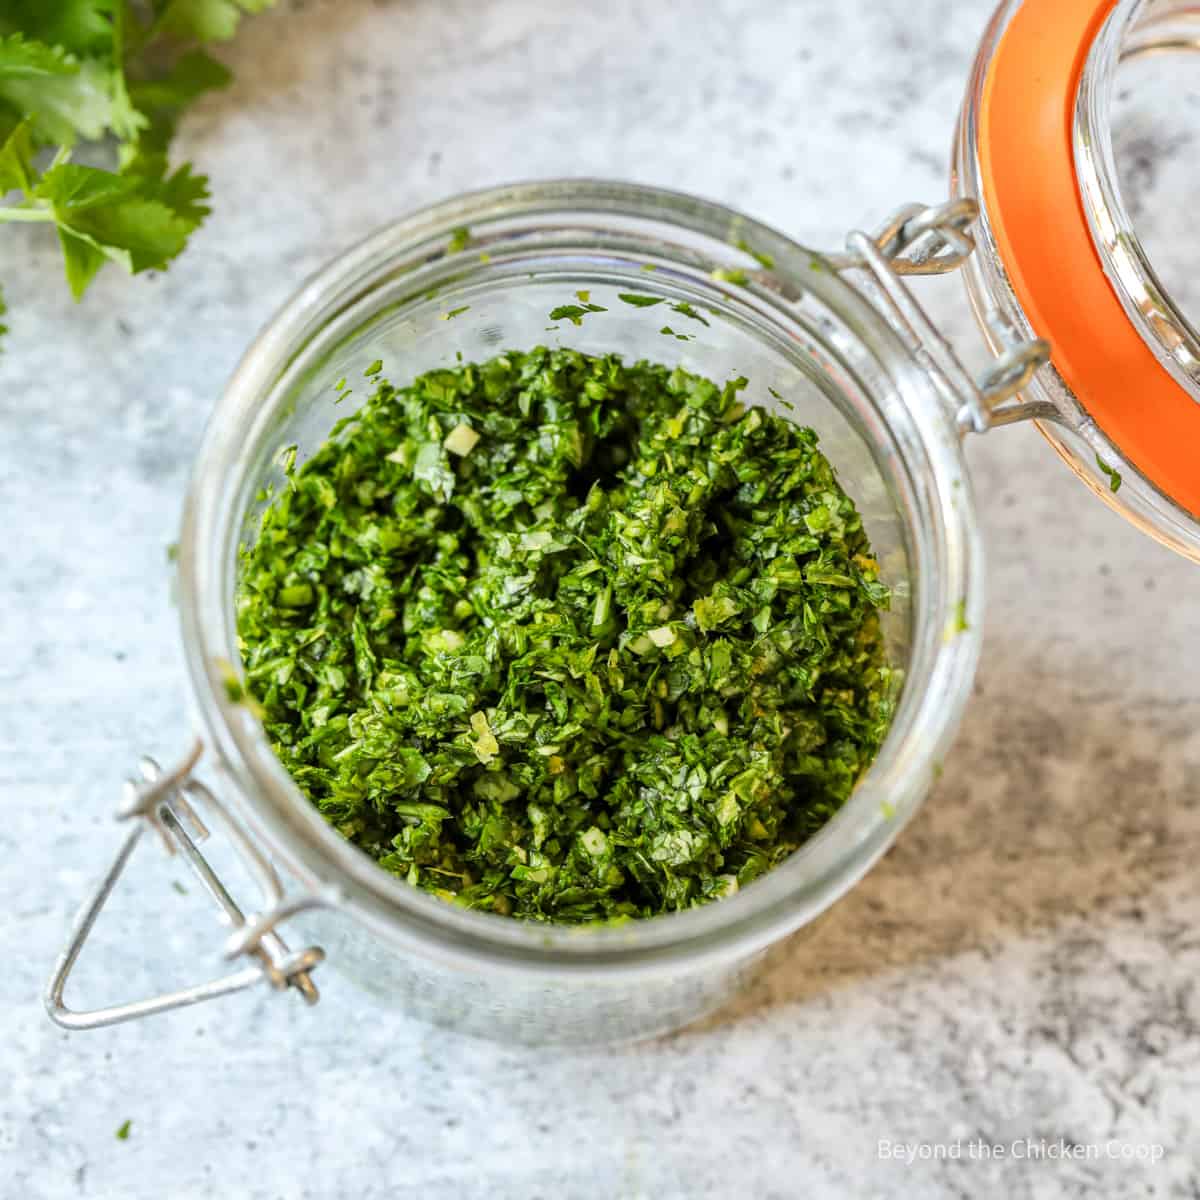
45 741 329 1030
828 199 1052 434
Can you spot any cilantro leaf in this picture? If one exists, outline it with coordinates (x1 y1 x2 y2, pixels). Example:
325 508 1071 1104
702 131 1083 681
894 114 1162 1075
0 0 270 347
0 1 116 57
150 160 211 221
0 116 34 193
125 48 230 115
0 33 117 145
55 225 105 296
121 49 230 176
155 0 276 43
106 68 145 144
34 161 199 296
0 31 79 78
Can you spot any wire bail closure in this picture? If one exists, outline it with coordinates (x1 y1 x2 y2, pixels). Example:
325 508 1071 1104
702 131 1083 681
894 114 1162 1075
45 740 330 1030
828 199 1051 434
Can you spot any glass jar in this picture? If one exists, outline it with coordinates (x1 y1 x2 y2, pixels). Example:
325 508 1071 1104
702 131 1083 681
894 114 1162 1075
47 0 1200 1044
47 181 987 1043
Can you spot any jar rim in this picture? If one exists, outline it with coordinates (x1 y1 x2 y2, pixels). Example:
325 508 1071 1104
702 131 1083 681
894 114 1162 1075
178 179 983 977
1077 0 1200 401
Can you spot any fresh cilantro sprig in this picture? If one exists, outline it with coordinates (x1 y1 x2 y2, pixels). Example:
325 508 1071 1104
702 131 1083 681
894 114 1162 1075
0 1 275 348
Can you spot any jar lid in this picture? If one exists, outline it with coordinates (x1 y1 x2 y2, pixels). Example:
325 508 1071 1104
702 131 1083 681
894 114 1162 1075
960 0 1200 556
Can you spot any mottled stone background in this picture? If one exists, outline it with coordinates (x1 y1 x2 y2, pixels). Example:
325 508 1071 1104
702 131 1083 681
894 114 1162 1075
3 1 1198 1197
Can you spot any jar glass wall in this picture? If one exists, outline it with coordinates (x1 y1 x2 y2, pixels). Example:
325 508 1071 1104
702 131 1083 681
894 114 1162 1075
178 181 982 1041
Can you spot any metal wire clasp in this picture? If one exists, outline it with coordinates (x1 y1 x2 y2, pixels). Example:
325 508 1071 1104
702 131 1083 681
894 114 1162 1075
829 199 1052 434
45 740 330 1030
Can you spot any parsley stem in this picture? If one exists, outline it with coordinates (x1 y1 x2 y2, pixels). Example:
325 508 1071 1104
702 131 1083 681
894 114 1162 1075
0 207 54 222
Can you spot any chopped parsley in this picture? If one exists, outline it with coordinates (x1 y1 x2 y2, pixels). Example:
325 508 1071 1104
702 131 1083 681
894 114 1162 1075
1095 454 1122 493
670 301 710 326
549 302 607 326
734 237 775 270
115 1120 131 1141
953 599 969 634
618 293 665 308
237 348 895 923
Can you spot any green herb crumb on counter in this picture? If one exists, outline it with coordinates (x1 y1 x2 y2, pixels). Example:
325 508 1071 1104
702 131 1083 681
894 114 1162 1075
115 1120 131 1141
237 348 896 923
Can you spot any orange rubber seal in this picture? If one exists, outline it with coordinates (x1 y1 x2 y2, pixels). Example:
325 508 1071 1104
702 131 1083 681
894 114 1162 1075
981 0 1200 515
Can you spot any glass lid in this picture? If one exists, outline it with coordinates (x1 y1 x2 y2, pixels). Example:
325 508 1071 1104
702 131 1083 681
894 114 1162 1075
955 0 1200 562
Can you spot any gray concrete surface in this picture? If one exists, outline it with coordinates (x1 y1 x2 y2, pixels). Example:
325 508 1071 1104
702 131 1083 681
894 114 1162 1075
3 1 1198 1196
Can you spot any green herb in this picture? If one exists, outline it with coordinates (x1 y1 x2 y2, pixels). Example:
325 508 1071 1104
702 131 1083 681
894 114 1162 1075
238 348 894 923
0 2 275 353
670 301 709 326
734 237 775 270
659 325 691 341
1095 454 1122 493
447 225 470 253
221 672 246 704
549 301 607 327
617 293 664 308
217 657 264 718
115 1120 131 1141
171 880 187 895
441 306 469 321
952 599 969 634
766 386 795 413
712 267 749 286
